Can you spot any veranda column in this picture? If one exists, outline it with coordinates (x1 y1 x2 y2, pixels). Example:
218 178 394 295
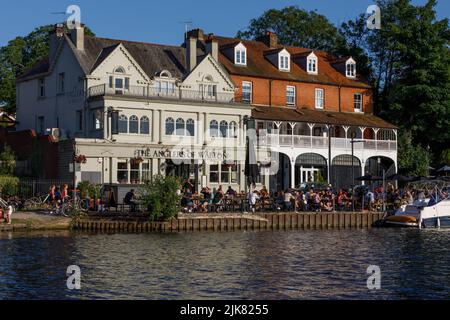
308 123 315 149
291 159 296 189
361 160 366 185
343 126 350 149
203 113 208 145
196 112 202 145
158 110 164 144
373 128 380 151
151 109 156 143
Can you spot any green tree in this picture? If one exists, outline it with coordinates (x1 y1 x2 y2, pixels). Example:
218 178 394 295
0 143 16 175
237 6 343 52
439 149 450 165
0 24 94 114
397 130 430 176
339 0 450 169
139 175 181 221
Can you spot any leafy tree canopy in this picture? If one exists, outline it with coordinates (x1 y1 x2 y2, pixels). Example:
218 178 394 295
237 6 343 52
0 24 94 114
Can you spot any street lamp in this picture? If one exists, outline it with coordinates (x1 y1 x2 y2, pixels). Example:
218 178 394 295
350 132 364 211
327 124 333 186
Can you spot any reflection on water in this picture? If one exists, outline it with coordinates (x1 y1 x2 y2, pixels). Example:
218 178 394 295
0 229 449 300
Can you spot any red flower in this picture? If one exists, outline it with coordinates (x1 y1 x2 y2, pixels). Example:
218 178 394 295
74 155 87 164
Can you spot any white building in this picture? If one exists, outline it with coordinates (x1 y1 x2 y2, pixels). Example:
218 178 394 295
16 25 397 197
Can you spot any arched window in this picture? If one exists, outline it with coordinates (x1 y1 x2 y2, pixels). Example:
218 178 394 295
129 115 139 134
210 120 219 138
220 121 228 138
140 116 150 135
186 119 195 137
118 115 128 134
165 117 174 135
114 66 126 74
229 121 237 138
110 66 129 94
176 118 185 136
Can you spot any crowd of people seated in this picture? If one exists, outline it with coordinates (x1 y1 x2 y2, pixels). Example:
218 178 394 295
179 180 361 214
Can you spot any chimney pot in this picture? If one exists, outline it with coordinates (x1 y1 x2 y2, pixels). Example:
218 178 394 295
256 31 278 48
186 28 204 41
49 24 65 61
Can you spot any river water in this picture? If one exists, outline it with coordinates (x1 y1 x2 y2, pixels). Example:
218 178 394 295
0 229 449 300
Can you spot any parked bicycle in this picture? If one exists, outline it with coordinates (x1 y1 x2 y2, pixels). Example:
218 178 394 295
23 193 51 211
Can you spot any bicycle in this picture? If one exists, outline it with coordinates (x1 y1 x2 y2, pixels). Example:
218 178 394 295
48 200 72 217
24 194 51 211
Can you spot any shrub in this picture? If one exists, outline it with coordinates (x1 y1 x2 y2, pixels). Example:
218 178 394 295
0 175 19 197
77 181 91 198
139 175 181 221
0 144 16 175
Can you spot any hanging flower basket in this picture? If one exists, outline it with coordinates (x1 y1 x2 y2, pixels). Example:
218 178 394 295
74 155 87 164
132 156 145 165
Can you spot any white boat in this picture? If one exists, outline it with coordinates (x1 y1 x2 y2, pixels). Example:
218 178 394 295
384 197 450 228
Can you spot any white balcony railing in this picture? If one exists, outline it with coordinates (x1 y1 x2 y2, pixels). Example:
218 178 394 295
88 84 238 104
260 133 397 151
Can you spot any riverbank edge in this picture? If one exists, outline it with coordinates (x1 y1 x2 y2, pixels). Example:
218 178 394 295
1 212 386 233
73 212 386 232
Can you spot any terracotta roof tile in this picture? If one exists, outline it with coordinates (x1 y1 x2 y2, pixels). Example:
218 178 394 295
252 105 396 129
213 36 371 89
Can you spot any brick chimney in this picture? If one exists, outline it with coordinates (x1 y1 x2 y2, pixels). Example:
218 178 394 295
49 24 65 60
256 31 278 48
186 37 197 72
186 28 204 41
205 38 218 62
70 25 85 50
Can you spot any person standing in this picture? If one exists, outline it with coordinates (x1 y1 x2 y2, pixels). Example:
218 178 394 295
248 189 259 214
124 189 137 212
6 203 13 225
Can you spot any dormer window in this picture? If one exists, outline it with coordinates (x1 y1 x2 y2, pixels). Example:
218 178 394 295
346 59 356 78
109 66 130 95
279 54 290 71
234 43 247 66
307 52 318 74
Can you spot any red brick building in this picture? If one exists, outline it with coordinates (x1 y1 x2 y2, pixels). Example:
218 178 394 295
189 29 397 190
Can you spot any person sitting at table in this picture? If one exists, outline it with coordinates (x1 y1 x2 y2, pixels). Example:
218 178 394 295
199 187 212 213
212 186 225 212
284 189 294 211
260 186 270 207
226 186 237 197
181 188 195 213
275 191 284 211
183 179 195 193
124 189 137 212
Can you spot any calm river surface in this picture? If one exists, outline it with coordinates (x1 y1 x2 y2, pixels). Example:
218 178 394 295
0 229 449 300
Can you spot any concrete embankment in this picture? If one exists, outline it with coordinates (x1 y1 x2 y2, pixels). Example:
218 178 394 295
0 212 71 232
72 212 386 232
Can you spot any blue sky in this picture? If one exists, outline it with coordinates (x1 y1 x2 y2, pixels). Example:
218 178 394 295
0 0 449 46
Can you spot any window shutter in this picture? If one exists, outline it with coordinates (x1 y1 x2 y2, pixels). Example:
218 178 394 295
125 77 130 90
111 111 119 135
109 76 114 88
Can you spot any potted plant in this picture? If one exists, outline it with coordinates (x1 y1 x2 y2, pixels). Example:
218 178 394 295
74 155 87 164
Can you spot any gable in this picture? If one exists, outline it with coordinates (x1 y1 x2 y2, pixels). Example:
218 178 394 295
182 54 235 92
90 44 150 84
